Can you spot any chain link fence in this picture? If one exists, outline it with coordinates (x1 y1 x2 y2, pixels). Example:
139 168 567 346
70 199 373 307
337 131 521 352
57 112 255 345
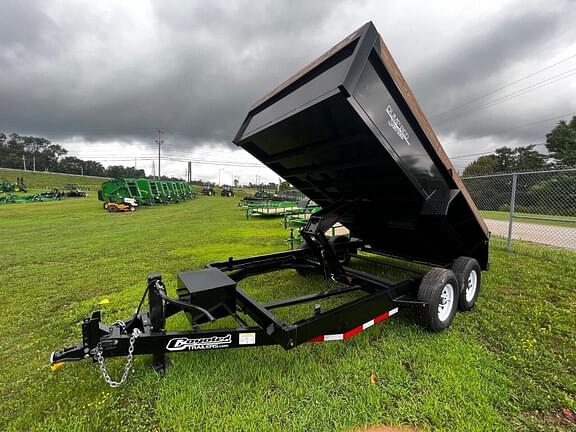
462 168 576 251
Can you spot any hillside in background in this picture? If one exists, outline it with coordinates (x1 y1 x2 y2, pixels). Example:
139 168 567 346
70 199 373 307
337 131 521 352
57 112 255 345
0 168 108 191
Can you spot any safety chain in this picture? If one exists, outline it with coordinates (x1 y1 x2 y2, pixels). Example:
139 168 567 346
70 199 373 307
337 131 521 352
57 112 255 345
94 322 141 388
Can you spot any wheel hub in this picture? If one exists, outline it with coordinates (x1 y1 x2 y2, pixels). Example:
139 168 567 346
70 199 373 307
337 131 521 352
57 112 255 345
437 283 454 322
465 270 478 302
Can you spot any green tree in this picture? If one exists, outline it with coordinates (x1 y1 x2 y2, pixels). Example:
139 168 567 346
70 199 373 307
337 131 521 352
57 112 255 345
83 160 105 177
462 155 499 176
463 145 547 176
58 156 84 174
546 116 576 167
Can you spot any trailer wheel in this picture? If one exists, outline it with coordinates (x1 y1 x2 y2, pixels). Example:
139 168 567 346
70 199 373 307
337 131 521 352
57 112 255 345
451 257 481 311
129 205 136 212
417 268 459 332
328 235 352 265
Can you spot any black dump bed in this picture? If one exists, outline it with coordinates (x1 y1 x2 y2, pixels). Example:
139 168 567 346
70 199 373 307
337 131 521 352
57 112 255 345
234 22 489 269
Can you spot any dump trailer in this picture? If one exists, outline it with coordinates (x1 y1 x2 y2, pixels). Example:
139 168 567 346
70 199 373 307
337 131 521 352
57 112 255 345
51 22 489 385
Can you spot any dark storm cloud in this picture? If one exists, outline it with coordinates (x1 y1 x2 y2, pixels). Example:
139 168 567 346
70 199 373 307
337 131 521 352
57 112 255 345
0 0 575 156
0 0 350 147
409 3 576 144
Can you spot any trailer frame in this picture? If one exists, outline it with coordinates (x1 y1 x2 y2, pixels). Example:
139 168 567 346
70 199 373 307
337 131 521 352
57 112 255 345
51 205 428 375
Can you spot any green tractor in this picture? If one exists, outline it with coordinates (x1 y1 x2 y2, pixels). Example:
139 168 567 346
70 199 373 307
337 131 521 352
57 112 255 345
201 184 215 196
221 185 235 197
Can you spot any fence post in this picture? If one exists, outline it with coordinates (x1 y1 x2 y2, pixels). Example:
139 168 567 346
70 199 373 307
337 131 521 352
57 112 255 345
506 173 517 251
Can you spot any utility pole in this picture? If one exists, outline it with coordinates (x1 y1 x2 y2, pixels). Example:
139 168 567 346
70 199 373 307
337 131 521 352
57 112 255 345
22 154 27 171
188 161 192 183
33 155 36 172
81 165 84 176
155 130 164 179
152 160 156 180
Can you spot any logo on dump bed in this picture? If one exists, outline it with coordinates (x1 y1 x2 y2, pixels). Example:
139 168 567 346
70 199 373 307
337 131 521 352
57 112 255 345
386 105 411 146
166 334 232 351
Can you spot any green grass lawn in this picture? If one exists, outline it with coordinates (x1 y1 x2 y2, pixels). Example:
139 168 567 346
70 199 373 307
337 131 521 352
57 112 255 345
0 192 574 431
0 168 107 191
481 210 576 228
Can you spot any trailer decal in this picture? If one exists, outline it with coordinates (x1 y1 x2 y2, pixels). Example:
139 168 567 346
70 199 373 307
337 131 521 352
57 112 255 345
386 105 411 146
308 308 398 343
166 334 232 351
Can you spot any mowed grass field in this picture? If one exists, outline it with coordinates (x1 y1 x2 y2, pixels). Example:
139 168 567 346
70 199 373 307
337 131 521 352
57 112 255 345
480 210 576 228
0 182 575 431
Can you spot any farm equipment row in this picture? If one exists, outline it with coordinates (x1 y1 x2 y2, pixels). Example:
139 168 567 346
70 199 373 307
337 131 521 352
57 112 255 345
52 22 490 387
200 184 236 197
0 176 27 193
0 188 76 204
98 178 195 209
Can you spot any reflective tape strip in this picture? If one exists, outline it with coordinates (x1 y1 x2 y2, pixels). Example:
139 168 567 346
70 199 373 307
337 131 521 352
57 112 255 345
308 307 398 343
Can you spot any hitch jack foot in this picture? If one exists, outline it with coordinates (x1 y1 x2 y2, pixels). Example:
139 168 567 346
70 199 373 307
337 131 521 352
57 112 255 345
152 352 168 376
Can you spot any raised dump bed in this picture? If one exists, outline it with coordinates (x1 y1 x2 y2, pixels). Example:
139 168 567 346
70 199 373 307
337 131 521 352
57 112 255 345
52 22 490 384
234 22 488 268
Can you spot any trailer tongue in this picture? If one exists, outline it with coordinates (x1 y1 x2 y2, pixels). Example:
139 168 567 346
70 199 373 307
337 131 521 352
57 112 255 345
51 22 489 385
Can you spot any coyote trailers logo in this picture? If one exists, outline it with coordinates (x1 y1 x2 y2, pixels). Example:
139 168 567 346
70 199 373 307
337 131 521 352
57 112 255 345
386 105 411 146
166 334 232 351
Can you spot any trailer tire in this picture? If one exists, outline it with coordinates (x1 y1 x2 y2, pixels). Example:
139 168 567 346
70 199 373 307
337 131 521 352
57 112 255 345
417 268 459 332
451 257 481 311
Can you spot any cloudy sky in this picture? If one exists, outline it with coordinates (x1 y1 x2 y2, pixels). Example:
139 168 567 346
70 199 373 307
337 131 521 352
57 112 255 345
1 0 575 182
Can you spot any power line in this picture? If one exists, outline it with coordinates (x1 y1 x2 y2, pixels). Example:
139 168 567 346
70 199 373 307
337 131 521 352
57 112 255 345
450 143 547 160
432 53 576 119
435 67 576 123
448 111 576 145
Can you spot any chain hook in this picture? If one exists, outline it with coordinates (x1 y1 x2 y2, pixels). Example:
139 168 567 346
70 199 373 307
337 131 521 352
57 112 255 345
95 326 141 388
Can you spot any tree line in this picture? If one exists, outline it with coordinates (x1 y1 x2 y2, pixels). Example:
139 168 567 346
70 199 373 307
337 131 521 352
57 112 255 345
461 117 576 216
0 132 145 178
462 116 576 176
